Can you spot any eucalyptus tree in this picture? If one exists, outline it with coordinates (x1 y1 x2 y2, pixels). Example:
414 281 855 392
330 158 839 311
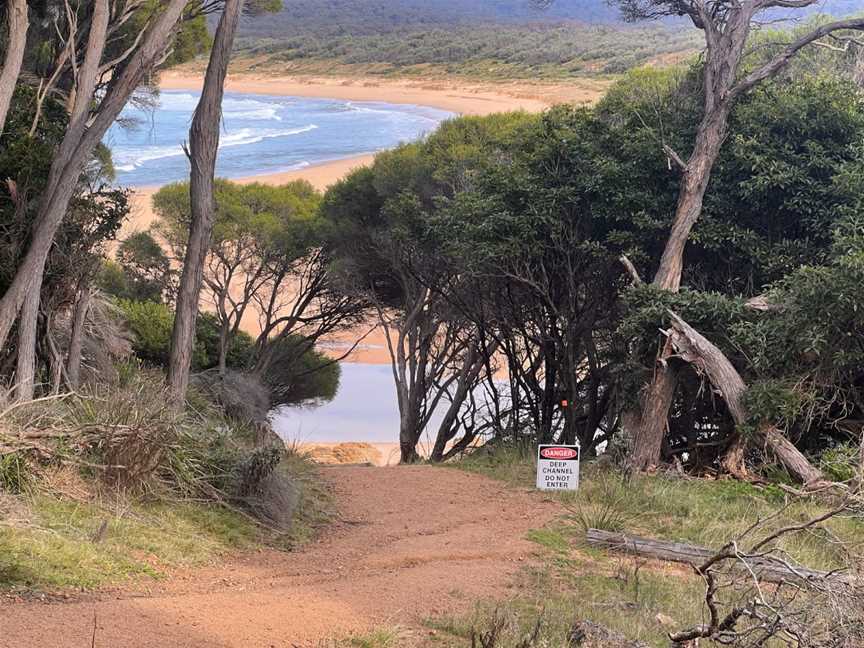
600 0 864 478
167 0 249 403
154 178 364 379
0 0 208 399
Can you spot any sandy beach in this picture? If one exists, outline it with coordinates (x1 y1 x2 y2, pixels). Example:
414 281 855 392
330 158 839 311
158 66 605 114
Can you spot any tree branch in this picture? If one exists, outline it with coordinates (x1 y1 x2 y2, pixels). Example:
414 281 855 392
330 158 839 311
731 17 864 100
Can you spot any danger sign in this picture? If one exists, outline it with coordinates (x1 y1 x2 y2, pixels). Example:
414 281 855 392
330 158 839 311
536 444 580 491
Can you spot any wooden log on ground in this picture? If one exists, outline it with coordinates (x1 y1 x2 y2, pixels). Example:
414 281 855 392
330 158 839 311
586 528 851 585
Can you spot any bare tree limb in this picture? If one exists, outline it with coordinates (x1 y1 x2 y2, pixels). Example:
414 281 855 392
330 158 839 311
731 16 864 100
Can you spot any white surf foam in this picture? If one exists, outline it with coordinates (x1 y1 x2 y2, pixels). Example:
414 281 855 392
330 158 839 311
114 124 318 171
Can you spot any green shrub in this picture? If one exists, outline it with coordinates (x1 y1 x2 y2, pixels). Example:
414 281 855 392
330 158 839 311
115 299 176 366
195 313 256 369
115 300 253 371
263 335 340 406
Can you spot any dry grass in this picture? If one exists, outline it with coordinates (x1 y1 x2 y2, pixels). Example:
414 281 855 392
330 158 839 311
431 444 864 646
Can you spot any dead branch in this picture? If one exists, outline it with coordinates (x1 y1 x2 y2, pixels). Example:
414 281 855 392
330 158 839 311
619 255 643 285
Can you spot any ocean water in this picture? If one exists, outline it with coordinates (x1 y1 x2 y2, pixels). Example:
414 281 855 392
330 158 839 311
105 90 453 186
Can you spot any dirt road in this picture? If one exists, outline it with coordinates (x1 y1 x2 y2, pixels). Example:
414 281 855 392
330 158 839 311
0 466 558 647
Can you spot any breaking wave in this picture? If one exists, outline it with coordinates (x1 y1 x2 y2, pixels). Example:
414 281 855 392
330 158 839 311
113 124 318 172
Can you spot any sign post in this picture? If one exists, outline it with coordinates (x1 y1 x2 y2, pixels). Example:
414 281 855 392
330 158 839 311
536 444 580 491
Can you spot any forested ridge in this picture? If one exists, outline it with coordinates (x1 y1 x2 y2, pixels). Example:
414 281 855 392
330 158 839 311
232 0 864 78
233 0 700 77
3 0 864 645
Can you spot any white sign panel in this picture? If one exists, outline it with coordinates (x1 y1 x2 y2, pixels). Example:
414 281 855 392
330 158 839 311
536 444 580 491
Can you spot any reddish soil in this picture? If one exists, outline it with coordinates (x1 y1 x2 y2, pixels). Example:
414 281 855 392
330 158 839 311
0 465 558 647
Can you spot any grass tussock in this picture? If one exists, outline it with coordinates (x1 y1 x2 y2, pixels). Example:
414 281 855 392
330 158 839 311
0 369 334 591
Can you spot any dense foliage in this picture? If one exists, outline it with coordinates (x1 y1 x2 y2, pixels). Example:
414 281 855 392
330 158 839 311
324 63 864 474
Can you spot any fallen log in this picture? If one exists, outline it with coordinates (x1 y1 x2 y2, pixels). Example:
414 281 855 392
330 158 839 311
586 528 852 585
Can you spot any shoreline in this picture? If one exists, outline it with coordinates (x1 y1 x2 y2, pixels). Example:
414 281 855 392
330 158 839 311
158 70 558 116
124 72 573 238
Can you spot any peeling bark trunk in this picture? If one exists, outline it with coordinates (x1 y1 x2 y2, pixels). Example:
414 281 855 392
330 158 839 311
14 276 40 401
665 311 822 484
0 0 188 351
0 0 28 136
628 336 679 471
167 0 245 404
66 287 91 389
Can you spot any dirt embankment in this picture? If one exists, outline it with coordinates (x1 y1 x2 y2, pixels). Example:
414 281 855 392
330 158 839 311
0 465 558 647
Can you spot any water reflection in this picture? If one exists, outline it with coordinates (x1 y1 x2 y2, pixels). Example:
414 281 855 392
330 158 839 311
271 363 414 443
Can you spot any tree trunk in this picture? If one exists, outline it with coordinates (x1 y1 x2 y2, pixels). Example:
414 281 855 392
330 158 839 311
720 434 751 481
14 275 40 401
651 107 732 292
630 106 732 471
664 310 822 484
44 314 66 394
429 341 489 462
0 0 187 352
167 0 245 404
217 319 230 376
761 425 823 485
399 404 421 463
66 287 91 389
0 0 28 137
629 8 749 468
628 335 680 470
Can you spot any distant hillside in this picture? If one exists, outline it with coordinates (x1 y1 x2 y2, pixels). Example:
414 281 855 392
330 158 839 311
233 0 864 79
240 0 623 38
239 0 864 36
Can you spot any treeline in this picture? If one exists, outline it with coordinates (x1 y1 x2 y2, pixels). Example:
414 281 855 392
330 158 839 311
320 59 864 476
239 22 701 77
237 0 626 36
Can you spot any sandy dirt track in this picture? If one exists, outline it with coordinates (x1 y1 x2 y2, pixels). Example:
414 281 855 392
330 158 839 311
0 466 558 647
